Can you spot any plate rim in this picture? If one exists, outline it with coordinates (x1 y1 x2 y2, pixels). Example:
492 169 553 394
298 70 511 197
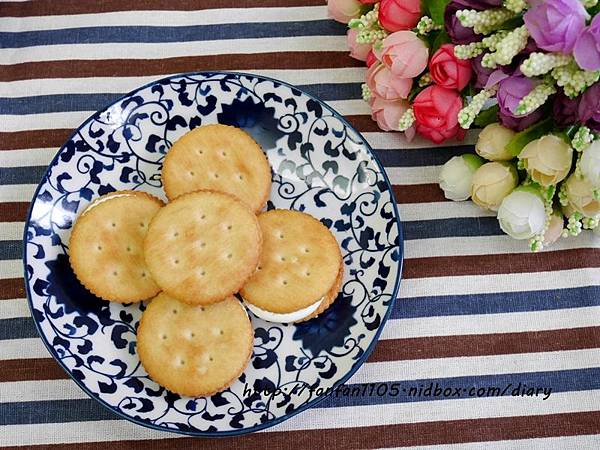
22 70 404 437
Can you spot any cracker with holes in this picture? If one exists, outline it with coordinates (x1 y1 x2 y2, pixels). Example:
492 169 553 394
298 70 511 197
162 124 271 212
240 209 343 323
137 293 253 397
69 190 164 303
144 190 262 305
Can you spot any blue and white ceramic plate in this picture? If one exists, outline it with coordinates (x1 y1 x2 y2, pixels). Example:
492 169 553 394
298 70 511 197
23 72 403 436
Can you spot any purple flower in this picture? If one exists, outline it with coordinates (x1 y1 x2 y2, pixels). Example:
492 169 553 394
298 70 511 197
445 2 478 44
496 75 542 131
499 108 544 131
524 0 588 53
453 0 502 8
471 55 494 89
497 75 538 117
553 90 579 126
578 82 600 131
574 14 600 71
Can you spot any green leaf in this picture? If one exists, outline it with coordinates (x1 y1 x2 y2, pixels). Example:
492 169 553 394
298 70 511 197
588 3 600 16
427 0 451 25
408 82 425 102
462 82 474 99
474 105 499 128
421 0 431 18
564 125 580 140
506 118 554 157
431 29 451 54
497 14 524 31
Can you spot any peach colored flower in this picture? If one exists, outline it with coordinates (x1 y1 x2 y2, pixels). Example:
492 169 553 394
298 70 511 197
366 63 412 100
519 135 573 187
347 29 371 61
544 211 564 246
475 123 515 161
471 162 519 211
327 0 362 24
369 96 409 132
564 174 600 217
380 31 429 78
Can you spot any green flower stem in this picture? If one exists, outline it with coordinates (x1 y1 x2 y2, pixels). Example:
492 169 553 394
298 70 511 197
551 62 600 98
482 26 529 68
571 126 595 152
563 211 583 237
503 0 527 13
454 42 485 59
361 84 371 102
515 82 556 115
418 73 432 87
456 8 514 35
583 216 599 230
520 53 572 77
458 88 495 129
350 3 387 45
416 16 441 35
398 108 415 132
558 182 569 206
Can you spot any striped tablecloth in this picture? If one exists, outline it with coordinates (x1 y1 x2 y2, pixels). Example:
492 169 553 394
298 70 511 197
2 1 600 448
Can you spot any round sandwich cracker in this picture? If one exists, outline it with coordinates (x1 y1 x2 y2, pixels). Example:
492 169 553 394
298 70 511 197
240 209 343 321
137 293 254 397
69 190 164 303
301 260 344 322
162 124 271 212
143 190 262 305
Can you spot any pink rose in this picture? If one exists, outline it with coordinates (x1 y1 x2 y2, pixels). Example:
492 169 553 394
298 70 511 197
370 96 410 132
366 63 412 100
413 85 464 144
429 44 473 91
366 49 378 67
378 0 421 32
347 29 371 61
380 31 429 78
327 0 363 24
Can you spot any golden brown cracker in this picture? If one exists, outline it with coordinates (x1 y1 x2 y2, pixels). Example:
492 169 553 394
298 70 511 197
240 209 342 314
162 124 271 212
68 190 163 303
143 190 262 305
137 293 253 397
298 261 344 322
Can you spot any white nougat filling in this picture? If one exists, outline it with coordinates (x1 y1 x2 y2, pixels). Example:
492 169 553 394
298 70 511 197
243 298 323 323
82 193 132 214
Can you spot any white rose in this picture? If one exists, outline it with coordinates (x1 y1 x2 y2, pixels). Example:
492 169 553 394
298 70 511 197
471 161 519 211
497 188 546 239
580 140 600 188
564 173 600 217
475 123 515 161
519 135 573 187
439 154 484 201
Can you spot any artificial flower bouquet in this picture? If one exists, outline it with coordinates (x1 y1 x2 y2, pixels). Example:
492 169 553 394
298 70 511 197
329 0 472 143
328 0 600 251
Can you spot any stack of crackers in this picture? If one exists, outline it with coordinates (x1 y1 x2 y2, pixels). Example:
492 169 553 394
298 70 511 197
68 124 343 397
